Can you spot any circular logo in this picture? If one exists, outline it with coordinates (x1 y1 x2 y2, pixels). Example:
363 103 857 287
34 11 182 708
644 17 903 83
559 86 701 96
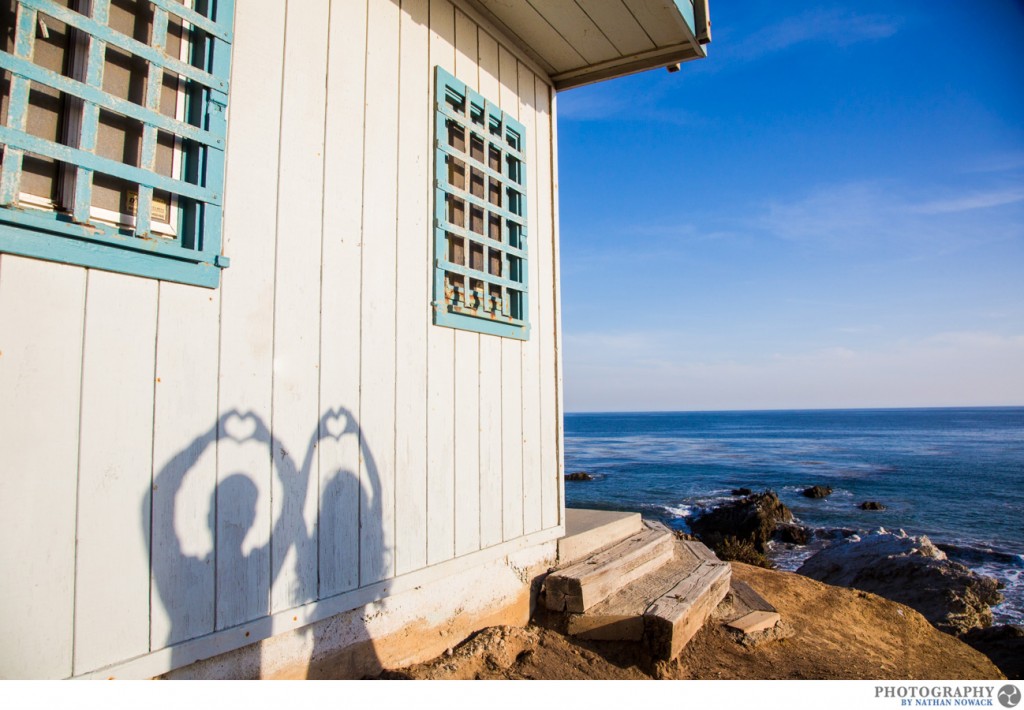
999 685 1021 709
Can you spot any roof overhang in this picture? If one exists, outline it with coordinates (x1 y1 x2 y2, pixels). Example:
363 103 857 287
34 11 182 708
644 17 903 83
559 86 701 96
462 0 711 91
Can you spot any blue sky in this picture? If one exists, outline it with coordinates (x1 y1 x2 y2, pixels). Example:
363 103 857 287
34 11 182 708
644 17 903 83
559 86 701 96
557 1 1024 412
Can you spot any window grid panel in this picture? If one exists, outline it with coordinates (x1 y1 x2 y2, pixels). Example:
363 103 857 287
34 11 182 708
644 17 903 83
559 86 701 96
133 4 169 238
70 0 111 224
0 53 223 149
0 0 234 286
20 0 226 91
433 66 529 341
0 2 38 205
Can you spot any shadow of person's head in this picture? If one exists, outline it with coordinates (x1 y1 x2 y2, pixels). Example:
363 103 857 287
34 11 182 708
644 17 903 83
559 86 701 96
213 473 260 556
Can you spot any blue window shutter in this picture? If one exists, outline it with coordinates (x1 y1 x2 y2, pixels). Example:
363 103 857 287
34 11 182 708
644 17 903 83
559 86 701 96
432 66 530 340
0 0 235 288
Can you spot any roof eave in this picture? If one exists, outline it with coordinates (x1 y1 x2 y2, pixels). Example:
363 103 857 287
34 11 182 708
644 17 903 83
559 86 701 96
551 41 707 92
460 0 710 93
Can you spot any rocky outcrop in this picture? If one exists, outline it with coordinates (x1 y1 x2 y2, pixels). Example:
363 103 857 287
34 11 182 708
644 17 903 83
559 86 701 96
731 488 752 496
802 485 832 499
859 501 885 511
796 529 1003 635
565 472 594 482
776 523 811 546
689 491 793 553
960 624 1024 680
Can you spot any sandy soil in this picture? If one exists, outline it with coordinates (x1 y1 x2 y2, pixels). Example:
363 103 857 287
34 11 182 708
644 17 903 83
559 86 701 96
379 563 1003 680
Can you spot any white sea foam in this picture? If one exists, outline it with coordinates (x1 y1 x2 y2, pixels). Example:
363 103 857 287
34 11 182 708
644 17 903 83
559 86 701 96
660 504 693 519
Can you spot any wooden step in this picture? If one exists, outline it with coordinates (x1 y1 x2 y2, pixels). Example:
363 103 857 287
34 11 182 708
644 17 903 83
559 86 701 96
563 538 732 660
565 537 705 641
544 527 675 613
645 546 731 660
724 579 781 635
558 508 643 566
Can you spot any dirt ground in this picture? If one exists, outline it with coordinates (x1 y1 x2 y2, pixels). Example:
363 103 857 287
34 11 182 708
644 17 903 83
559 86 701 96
379 563 1003 680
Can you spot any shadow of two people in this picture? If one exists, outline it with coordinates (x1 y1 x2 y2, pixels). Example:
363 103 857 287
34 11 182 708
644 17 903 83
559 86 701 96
146 407 385 678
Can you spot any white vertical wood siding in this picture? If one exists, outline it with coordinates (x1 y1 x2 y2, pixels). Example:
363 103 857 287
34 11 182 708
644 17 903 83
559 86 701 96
0 0 562 679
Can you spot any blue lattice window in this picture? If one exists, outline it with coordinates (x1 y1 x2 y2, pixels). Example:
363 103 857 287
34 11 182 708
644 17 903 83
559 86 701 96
433 66 528 340
0 0 233 288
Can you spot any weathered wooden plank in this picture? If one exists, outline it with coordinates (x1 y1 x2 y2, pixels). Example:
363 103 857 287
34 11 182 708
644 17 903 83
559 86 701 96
358 0 400 586
534 77 559 532
453 330 480 556
562 539 730 658
518 59 543 536
318 0 367 595
726 610 781 635
213 0 285 629
475 0 584 72
621 0 692 47
530 0 620 64
545 528 674 613
730 579 778 615
567 615 644 641
150 282 220 648
270 0 330 613
426 0 457 566
644 561 731 659
575 0 655 56
500 335 524 542
682 538 720 565
476 30 504 550
549 89 566 530
565 542 703 641
452 8 481 558
498 44 524 543
0 255 84 679
75 270 157 673
392 0 430 578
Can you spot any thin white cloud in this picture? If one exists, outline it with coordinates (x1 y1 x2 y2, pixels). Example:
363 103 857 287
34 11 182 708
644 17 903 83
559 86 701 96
961 152 1024 174
731 9 900 61
753 180 1024 255
757 182 887 247
908 187 1024 214
558 85 701 125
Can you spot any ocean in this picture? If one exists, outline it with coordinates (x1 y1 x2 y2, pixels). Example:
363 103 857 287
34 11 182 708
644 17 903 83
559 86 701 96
563 407 1024 625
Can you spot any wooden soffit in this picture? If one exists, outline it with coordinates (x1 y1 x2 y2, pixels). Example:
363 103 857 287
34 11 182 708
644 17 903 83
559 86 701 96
462 0 711 91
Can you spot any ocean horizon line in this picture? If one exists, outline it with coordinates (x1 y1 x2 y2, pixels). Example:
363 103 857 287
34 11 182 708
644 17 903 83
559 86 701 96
564 404 1024 417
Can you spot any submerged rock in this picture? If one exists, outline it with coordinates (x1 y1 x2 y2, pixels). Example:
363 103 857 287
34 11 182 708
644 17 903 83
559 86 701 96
564 472 594 482
802 485 833 499
689 490 793 553
776 523 811 546
731 488 753 496
816 527 859 540
859 501 886 511
796 529 1003 635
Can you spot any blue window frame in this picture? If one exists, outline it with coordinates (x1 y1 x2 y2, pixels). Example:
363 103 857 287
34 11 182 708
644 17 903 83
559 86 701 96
433 66 529 340
0 0 233 288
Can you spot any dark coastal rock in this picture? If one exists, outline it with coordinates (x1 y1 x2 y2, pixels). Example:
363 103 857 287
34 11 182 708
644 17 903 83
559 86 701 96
731 488 753 496
960 624 1024 680
776 523 811 546
859 501 886 511
802 485 832 499
689 490 793 553
936 542 1021 566
796 529 1003 635
564 472 594 482
815 527 859 540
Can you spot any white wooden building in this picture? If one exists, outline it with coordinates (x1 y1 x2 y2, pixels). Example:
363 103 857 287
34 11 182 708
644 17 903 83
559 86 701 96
0 0 709 679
